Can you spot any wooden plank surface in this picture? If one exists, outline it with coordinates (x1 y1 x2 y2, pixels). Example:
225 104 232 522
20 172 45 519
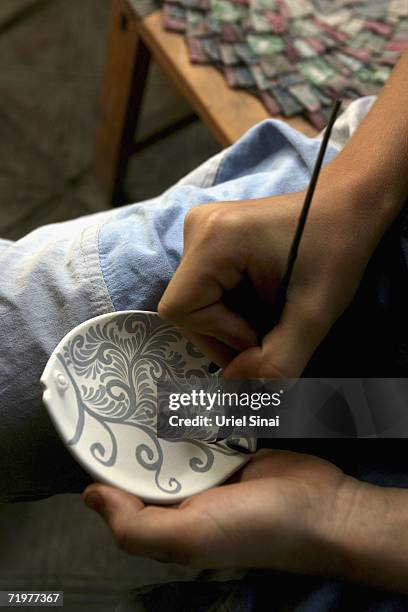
140 10 318 146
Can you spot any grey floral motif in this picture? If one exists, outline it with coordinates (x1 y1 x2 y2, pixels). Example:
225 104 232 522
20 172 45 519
56 312 240 495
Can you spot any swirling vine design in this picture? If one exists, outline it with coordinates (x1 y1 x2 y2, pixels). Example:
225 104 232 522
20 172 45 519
55 312 240 495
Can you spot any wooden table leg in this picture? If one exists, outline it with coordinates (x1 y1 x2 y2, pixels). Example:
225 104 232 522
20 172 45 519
94 0 151 206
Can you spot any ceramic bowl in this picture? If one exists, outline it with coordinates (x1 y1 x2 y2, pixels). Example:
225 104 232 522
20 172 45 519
41 310 251 504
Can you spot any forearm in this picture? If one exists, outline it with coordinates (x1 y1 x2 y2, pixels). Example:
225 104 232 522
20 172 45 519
322 478 408 593
320 49 408 241
294 56 408 589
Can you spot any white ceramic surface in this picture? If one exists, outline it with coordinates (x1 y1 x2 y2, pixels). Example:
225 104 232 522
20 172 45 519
41 310 251 504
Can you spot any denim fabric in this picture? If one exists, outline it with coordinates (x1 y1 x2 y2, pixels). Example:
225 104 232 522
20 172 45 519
0 209 117 501
0 238 12 252
120 568 408 612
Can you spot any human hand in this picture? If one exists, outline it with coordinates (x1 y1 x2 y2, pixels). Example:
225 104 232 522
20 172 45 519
158 179 380 378
83 449 356 573
84 449 408 592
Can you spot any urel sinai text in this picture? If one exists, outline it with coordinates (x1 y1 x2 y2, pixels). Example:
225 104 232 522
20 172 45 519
168 414 280 428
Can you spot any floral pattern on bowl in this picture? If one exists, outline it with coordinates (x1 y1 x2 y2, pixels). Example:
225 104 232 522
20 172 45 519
41 310 252 504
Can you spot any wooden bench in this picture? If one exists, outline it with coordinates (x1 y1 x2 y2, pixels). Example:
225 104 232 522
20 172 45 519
94 0 317 205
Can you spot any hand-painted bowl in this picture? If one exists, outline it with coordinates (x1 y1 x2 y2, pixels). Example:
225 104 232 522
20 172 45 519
41 311 251 504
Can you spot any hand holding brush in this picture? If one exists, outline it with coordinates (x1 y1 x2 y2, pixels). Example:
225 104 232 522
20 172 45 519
159 95 395 377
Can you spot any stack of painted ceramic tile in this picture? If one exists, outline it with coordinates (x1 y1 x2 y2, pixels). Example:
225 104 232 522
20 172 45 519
162 0 408 128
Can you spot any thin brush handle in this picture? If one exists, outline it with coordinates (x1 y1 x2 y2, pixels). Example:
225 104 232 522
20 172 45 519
267 99 341 333
209 100 342 372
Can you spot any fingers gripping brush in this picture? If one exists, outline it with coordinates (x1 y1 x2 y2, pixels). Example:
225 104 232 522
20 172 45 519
209 99 341 373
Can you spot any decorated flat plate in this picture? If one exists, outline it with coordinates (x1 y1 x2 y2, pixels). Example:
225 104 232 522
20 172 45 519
41 311 251 504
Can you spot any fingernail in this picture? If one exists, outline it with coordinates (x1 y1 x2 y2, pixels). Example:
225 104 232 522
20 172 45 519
85 491 104 513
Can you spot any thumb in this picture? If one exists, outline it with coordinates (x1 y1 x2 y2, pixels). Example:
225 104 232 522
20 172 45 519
83 484 145 543
224 301 327 379
83 484 201 563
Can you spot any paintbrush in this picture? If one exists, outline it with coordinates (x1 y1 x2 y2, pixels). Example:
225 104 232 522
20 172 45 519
209 99 341 373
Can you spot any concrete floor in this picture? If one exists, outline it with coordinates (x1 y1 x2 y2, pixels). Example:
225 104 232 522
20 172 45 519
0 0 220 610
0 0 219 240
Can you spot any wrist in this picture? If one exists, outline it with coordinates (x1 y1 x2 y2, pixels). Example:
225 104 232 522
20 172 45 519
300 474 362 581
318 477 408 593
